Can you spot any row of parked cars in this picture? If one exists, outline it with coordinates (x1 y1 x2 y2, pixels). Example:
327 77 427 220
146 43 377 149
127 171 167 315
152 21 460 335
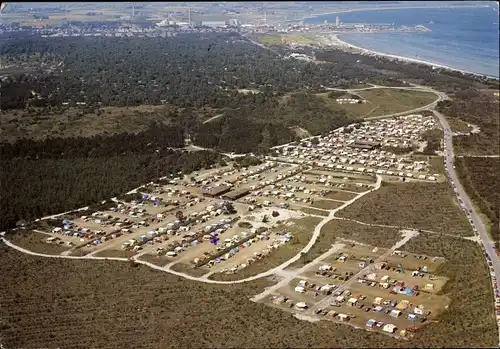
443 126 500 344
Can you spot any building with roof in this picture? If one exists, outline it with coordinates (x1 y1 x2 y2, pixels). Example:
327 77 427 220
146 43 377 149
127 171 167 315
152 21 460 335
202 185 231 198
222 187 250 201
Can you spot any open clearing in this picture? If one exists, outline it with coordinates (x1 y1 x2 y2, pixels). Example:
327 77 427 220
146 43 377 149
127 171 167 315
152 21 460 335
137 253 172 266
310 199 344 210
446 118 474 133
3 230 71 255
316 89 437 119
338 182 473 236
0 105 219 142
93 249 137 258
253 33 317 45
289 220 402 268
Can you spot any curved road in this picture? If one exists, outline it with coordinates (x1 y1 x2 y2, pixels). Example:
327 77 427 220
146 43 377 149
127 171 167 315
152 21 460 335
0 175 382 286
272 84 446 150
434 109 500 276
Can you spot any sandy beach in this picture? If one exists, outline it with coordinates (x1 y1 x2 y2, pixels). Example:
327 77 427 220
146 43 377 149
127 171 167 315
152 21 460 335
326 34 497 79
295 4 491 22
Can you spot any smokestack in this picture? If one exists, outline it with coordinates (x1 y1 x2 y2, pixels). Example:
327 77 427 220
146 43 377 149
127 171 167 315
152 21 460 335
132 2 135 18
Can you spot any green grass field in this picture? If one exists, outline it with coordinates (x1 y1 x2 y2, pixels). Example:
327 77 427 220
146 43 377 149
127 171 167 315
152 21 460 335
253 33 318 45
317 88 437 119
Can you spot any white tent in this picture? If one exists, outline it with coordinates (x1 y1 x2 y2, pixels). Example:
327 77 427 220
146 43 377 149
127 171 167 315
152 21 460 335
383 324 397 333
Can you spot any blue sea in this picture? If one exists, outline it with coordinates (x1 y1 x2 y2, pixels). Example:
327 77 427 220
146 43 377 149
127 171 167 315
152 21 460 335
304 6 500 78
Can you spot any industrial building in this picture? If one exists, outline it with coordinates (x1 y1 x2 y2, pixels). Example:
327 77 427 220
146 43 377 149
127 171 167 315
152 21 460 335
200 20 227 28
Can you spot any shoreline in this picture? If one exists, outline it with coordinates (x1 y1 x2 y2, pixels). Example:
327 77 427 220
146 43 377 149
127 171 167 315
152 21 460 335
293 4 491 22
328 34 499 80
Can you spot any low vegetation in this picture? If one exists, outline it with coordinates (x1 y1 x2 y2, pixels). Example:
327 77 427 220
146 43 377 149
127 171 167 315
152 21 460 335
170 262 210 278
310 199 344 210
294 206 329 217
138 253 171 267
455 157 500 243
290 219 402 267
446 118 473 133
437 90 499 155
323 190 357 201
418 129 443 155
399 233 497 347
0 128 224 231
3 230 70 255
0 104 196 142
2 236 494 348
93 249 136 258
338 182 473 236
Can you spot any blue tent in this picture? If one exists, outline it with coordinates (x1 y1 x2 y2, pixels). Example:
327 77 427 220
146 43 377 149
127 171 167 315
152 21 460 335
405 288 415 296
408 313 418 321
366 319 376 327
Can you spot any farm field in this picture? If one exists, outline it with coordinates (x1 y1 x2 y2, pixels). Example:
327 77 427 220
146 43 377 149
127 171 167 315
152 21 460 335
316 89 437 119
337 182 473 236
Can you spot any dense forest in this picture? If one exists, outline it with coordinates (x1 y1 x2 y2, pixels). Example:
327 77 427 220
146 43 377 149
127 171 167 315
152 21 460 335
1 32 498 231
0 128 224 231
193 92 350 152
0 32 392 110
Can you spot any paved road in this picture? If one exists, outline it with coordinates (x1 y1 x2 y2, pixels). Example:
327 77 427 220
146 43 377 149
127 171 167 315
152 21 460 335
456 155 500 158
435 108 500 345
434 109 500 276
0 175 382 287
271 84 446 150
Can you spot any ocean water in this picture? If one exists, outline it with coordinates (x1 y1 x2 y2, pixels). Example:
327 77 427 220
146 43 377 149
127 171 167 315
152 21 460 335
305 6 500 77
